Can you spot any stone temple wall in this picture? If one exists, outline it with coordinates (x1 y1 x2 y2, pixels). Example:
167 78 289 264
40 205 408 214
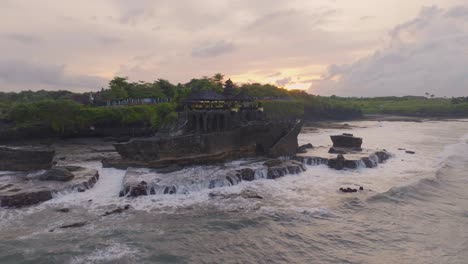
183 109 265 134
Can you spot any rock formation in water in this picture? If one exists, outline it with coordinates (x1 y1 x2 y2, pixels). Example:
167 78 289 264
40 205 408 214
330 133 363 150
0 146 55 171
295 132 391 170
0 166 99 208
105 121 303 169
119 160 305 197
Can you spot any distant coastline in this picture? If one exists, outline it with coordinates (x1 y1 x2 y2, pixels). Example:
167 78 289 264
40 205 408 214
1 75 467 142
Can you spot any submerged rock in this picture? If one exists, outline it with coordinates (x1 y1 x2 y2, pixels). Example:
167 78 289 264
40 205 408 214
0 146 55 171
264 160 306 179
295 146 391 170
59 222 87 229
39 167 74 182
209 189 263 200
102 205 131 216
339 187 358 193
120 159 306 197
328 154 347 170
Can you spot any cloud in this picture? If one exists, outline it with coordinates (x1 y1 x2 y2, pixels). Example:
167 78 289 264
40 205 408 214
312 6 468 97
275 77 292 86
267 72 282 77
96 35 124 45
192 41 236 58
0 60 107 91
111 0 156 25
4 33 41 45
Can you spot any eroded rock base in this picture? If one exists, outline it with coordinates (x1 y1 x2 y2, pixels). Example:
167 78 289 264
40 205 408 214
0 166 99 207
295 147 391 170
119 160 305 197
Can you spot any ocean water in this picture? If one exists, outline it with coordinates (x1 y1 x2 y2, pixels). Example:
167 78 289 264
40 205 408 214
0 120 467 264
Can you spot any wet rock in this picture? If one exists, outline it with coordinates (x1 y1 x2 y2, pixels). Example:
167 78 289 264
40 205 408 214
239 190 263 199
209 190 263 200
120 160 306 198
359 186 364 191
39 167 74 182
264 160 306 179
328 147 348 154
239 168 255 181
330 134 363 150
59 221 87 229
339 187 358 193
405 150 416 154
56 208 70 213
120 180 149 197
297 143 314 154
294 156 328 166
328 155 346 170
0 146 55 171
360 157 377 168
154 165 183 174
375 150 391 162
102 205 131 216
0 167 99 208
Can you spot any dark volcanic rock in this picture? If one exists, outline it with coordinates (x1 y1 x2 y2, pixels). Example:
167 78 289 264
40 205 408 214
339 187 358 193
297 143 313 153
330 134 363 150
120 160 306 197
268 121 303 157
264 160 306 179
59 222 87 229
239 168 255 181
154 165 183 174
0 146 55 171
39 167 74 182
328 155 347 170
296 145 391 170
375 150 391 162
209 189 263 200
102 205 131 216
0 166 99 208
328 147 348 154
110 121 302 169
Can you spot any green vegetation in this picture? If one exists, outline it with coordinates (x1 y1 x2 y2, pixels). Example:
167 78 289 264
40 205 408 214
0 73 467 139
6 100 176 136
261 101 304 120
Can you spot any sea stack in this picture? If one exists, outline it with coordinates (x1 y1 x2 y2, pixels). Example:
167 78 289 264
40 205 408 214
105 80 303 169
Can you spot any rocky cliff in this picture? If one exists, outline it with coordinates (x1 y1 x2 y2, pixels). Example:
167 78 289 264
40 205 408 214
107 121 302 168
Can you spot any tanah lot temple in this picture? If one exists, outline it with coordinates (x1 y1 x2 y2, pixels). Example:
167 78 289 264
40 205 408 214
181 79 266 134
107 78 304 168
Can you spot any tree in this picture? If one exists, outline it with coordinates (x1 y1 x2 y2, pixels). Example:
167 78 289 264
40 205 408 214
107 77 129 100
223 78 235 96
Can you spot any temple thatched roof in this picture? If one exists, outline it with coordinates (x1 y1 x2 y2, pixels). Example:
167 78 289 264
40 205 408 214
184 90 226 103
229 91 254 102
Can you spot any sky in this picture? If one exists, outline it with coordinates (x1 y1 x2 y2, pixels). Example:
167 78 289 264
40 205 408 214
1 0 467 96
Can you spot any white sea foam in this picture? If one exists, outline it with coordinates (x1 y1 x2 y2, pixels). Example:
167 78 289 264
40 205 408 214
2 120 468 218
69 243 139 264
